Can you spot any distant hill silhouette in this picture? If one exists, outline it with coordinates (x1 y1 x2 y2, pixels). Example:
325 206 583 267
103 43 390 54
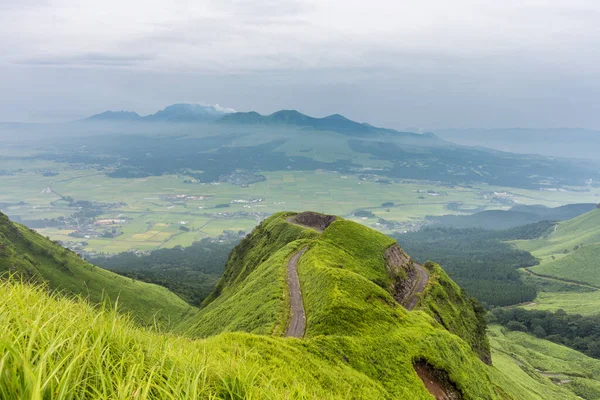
85 110 143 122
143 104 232 122
84 105 439 137
219 109 437 137
85 103 234 123
428 203 598 230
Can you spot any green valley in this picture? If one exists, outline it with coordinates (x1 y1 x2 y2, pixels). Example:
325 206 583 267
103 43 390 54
1 110 599 257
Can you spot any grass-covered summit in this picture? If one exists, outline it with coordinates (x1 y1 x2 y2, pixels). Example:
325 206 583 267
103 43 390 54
0 211 195 327
174 212 500 398
182 212 489 358
1 210 551 398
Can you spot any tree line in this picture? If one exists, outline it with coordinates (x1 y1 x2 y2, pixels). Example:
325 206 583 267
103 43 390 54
491 307 600 359
394 222 553 307
91 238 237 306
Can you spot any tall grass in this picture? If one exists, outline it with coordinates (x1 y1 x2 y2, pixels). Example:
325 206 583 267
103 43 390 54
0 280 399 399
0 279 271 399
0 215 195 328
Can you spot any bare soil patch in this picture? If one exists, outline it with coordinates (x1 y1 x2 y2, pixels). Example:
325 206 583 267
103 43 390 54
414 359 463 400
288 212 336 232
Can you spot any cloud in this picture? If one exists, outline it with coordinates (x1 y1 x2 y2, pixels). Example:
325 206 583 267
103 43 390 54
0 0 599 127
212 104 236 113
2 0 599 73
17 52 156 67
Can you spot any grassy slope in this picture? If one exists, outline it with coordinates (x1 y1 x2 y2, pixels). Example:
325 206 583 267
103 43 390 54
298 219 400 337
532 243 600 285
1 267 502 399
178 212 319 337
0 212 195 327
180 212 565 399
0 280 398 399
0 210 574 399
516 209 600 260
420 262 490 363
513 209 600 315
489 325 600 400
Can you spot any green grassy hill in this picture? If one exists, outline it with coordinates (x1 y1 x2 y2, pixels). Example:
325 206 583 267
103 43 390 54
0 211 195 327
489 325 600 399
532 243 600 286
514 208 600 285
512 208 600 315
181 212 489 359
179 211 503 398
0 210 577 399
516 208 600 258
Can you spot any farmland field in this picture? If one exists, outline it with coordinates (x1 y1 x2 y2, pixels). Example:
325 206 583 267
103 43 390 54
521 291 600 316
1 154 599 254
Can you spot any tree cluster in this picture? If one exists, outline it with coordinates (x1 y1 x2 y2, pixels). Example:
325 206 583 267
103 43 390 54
394 224 550 306
91 238 237 306
491 307 600 359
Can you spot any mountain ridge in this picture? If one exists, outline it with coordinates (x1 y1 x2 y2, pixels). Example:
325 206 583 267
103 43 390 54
180 211 490 363
84 104 438 138
428 203 598 230
219 109 438 137
85 103 234 123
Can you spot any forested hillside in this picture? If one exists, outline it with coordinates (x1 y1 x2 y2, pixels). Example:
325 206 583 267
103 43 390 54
395 222 553 306
91 238 236 306
492 308 600 359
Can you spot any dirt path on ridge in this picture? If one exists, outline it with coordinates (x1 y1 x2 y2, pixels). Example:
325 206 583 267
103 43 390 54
405 263 429 311
286 248 308 338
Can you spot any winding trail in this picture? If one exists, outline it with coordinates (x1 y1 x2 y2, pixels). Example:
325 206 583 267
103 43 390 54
405 263 429 311
286 248 308 338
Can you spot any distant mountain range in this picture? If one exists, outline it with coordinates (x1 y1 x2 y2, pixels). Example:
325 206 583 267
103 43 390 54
86 103 235 123
220 110 437 137
85 104 436 137
86 111 144 122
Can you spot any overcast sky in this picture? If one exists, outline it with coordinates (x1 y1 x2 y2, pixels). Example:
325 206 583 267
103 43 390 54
1 0 599 128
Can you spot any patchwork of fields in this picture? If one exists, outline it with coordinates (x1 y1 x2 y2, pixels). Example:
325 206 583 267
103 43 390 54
1 155 599 254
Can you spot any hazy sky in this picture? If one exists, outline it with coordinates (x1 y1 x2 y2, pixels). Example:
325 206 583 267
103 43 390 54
1 0 599 128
